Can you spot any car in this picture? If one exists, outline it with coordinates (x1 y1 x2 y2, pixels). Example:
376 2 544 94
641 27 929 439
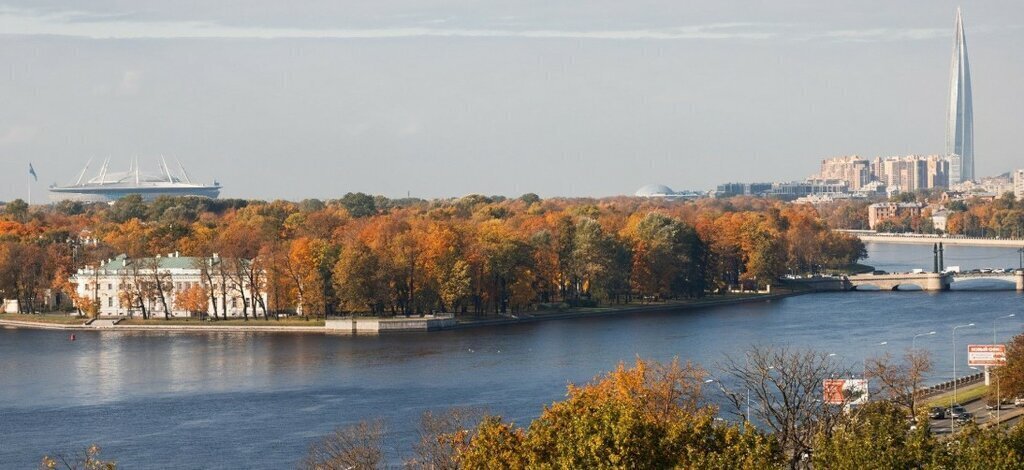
928 407 946 419
1015 397 1024 407
947 405 967 419
956 412 975 424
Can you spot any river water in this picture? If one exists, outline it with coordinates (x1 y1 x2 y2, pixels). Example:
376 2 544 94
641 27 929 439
2 242 1023 468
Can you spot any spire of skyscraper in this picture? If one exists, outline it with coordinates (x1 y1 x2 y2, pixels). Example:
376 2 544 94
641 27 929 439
946 7 974 184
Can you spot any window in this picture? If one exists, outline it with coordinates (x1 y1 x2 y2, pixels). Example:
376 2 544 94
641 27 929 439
107 297 113 307
107 283 112 290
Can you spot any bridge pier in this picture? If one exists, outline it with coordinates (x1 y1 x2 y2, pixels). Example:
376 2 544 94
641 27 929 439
1017 271 1024 291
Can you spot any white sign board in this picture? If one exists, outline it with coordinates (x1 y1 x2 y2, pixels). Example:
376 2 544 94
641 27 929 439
968 344 1006 367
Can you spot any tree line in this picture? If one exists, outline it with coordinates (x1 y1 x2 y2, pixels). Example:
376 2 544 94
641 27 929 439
0 194 865 317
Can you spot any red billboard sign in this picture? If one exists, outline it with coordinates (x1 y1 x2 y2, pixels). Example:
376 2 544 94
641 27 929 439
824 379 846 405
968 344 1006 367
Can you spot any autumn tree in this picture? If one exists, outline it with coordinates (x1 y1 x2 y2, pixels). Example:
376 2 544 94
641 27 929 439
451 358 781 469
718 345 845 469
333 239 388 315
995 333 1024 400
174 284 209 318
300 420 385 470
40 444 116 470
864 349 932 416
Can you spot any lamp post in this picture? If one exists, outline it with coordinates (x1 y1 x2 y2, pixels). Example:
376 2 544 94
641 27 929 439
994 314 1016 422
913 331 937 351
911 331 937 415
952 323 976 434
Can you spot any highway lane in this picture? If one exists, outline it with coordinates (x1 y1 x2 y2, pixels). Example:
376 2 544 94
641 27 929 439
928 400 1024 433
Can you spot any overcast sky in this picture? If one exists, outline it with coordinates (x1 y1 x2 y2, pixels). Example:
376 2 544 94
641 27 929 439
1 1 1022 201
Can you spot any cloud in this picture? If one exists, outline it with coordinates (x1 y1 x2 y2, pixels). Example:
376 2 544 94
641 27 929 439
0 7 973 43
0 8 779 40
817 28 950 42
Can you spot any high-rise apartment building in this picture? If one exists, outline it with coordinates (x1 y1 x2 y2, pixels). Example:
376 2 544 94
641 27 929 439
816 156 871 190
1014 170 1024 200
873 155 949 192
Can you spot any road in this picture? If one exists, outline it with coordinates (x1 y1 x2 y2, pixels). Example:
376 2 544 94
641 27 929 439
928 399 1024 434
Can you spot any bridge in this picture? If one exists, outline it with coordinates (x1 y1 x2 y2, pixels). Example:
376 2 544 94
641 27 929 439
844 271 1024 291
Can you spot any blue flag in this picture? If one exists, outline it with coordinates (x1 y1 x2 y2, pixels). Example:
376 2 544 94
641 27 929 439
28 163 37 181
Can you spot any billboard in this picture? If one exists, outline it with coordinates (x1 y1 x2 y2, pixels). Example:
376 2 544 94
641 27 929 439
823 379 869 405
968 344 1006 367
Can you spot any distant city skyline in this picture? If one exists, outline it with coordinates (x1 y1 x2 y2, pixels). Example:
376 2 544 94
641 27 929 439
1 2 1022 201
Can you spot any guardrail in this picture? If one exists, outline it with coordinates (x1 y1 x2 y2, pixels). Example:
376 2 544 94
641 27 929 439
917 372 986 400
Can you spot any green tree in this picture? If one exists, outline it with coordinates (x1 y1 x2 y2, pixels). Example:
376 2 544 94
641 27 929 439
4 198 29 222
930 422 1024 468
812 401 934 470
107 194 147 223
339 192 377 218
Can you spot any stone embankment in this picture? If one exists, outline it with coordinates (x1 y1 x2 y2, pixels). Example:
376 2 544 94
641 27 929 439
1 291 809 334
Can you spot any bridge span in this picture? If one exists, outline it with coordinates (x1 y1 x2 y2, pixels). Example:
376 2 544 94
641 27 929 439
843 271 1024 291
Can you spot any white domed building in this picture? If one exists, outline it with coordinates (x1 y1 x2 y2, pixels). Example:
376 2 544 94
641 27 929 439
634 184 676 198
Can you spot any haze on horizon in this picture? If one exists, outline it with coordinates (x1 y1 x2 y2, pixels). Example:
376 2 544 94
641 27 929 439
1 1 1022 201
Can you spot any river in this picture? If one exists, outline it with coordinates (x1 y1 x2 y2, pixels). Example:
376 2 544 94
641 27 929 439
2 242 1023 468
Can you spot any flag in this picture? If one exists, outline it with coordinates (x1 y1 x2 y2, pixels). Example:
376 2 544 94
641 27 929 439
28 163 37 181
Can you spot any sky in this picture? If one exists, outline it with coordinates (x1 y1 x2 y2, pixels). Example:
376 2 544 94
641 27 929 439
0 1 1022 201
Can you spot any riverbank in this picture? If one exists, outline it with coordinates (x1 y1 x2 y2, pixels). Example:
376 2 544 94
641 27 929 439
449 290 808 329
0 289 809 334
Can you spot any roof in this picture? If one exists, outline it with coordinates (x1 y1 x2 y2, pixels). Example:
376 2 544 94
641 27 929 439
77 253 246 276
634 184 675 197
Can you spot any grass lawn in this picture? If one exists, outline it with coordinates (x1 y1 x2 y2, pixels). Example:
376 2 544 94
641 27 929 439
117 317 325 327
923 383 990 409
0 313 87 325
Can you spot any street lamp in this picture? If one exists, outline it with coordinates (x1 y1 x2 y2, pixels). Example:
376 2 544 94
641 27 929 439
994 314 1016 422
911 331 937 414
952 323 976 434
913 331 937 351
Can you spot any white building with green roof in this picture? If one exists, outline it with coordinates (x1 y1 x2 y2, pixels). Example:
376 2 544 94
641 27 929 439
71 252 268 318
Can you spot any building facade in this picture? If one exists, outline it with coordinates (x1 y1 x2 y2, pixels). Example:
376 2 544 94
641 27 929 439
70 253 268 318
1014 170 1024 200
868 202 924 230
872 155 948 192
816 156 872 190
814 155 948 194
946 8 974 184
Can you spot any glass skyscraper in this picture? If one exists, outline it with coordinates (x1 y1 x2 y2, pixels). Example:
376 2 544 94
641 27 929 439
946 8 974 184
